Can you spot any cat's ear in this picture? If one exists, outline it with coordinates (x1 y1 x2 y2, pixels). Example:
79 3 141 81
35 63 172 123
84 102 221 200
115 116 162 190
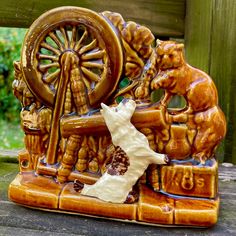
175 43 184 50
116 100 126 111
101 103 113 116
119 100 136 120
125 99 136 114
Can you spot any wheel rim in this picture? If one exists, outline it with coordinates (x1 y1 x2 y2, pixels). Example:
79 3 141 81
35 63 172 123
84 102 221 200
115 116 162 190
21 7 123 108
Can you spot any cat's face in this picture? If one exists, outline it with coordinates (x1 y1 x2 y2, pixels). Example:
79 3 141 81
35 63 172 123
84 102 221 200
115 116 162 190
101 99 136 132
156 41 184 70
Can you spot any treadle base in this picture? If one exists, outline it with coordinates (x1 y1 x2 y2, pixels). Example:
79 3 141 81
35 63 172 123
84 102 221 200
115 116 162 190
8 173 219 227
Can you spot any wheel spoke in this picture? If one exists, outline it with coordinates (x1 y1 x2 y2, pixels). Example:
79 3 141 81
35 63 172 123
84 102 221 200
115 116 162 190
81 75 91 89
39 62 60 72
101 67 107 81
60 26 69 48
38 54 58 62
43 69 60 84
53 80 59 91
41 42 61 55
81 61 104 69
81 49 105 60
74 29 88 51
70 26 77 49
79 39 97 55
125 62 139 70
49 32 65 51
81 66 100 82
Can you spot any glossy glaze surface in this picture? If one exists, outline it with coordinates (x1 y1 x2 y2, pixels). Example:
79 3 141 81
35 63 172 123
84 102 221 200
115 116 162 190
9 6 226 227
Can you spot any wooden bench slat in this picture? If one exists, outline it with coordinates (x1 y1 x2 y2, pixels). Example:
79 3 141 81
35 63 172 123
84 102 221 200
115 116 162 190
0 0 185 37
1 180 236 235
1 159 236 235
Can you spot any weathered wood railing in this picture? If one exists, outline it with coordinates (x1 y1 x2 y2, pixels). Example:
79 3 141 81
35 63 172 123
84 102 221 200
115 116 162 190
0 0 235 163
185 0 236 164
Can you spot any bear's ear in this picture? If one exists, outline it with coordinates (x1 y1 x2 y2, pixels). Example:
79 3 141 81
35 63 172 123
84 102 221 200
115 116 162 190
175 43 184 50
156 39 162 48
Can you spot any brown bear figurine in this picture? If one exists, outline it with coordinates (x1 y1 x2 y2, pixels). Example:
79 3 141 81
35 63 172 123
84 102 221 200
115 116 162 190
151 40 226 163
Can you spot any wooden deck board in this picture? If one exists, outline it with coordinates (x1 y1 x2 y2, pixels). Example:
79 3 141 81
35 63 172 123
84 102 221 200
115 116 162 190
0 159 236 235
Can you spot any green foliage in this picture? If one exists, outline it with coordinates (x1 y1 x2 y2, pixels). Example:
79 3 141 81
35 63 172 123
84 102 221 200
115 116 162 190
0 119 24 149
0 27 26 122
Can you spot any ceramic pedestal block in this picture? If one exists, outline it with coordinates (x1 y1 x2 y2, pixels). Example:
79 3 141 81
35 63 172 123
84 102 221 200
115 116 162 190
161 159 218 198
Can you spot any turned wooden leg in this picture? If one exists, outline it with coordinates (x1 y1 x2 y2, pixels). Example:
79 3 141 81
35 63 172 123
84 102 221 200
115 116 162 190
147 164 160 190
57 135 82 183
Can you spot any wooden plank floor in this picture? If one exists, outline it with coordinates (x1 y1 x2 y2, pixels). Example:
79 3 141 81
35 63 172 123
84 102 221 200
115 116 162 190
0 157 236 236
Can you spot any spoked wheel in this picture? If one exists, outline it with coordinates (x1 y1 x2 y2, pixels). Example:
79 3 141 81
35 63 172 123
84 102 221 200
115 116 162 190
21 6 123 108
21 7 123 165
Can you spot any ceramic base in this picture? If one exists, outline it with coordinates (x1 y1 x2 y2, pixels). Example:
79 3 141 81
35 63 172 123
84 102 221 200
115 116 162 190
161 159 218 198
8 173 219 227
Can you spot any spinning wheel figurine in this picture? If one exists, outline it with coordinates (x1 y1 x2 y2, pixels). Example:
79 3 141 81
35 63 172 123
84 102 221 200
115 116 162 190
9 6 226 227
21 7 123 164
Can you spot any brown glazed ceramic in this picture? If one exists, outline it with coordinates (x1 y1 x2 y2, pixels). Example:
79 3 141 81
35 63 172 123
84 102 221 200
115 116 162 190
9 6 226 227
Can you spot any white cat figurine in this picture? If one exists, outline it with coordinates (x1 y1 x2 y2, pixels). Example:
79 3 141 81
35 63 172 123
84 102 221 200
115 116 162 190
81 99 167 203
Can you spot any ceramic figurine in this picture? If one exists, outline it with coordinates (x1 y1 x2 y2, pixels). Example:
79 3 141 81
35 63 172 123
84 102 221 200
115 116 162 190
80 99 167 203
9 6 226 227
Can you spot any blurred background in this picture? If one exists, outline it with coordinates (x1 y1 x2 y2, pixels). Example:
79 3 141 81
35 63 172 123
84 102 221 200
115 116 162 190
0 28 25 150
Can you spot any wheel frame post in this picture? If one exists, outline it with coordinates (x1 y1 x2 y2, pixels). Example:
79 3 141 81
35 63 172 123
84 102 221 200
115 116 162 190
46 52 74 164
